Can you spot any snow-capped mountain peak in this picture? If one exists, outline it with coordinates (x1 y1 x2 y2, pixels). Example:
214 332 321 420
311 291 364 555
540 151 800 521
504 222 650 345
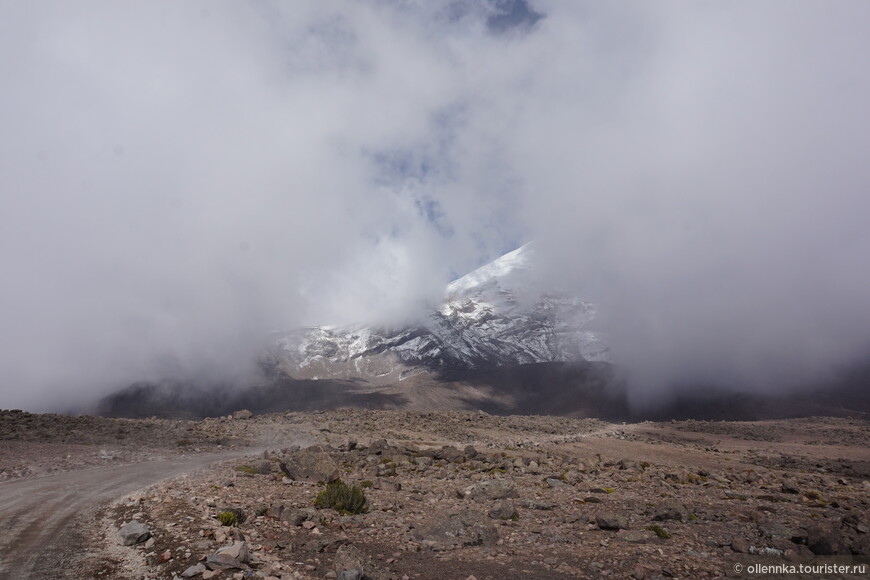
267 244 608 383
446 242 533 298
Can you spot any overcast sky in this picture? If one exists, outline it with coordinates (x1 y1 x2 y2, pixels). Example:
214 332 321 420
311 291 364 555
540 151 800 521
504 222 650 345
2 1 869 411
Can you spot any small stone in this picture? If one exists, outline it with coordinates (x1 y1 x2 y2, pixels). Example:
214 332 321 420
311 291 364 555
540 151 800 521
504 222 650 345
596 513 629 530
461 480 518 502
781 482 800 494
617 530 654 544
373 479 401 492
653 500 688 522
334 544 387 579
280 508 312 526
438 446 465 463
545 478 571 489
181 563 206 578
488 501 518 520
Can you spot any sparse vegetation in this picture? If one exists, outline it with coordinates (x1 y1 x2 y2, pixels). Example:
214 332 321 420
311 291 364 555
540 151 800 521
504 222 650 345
646 525 671 539
218 511 238 526
313 480 368 514
234 465 258 475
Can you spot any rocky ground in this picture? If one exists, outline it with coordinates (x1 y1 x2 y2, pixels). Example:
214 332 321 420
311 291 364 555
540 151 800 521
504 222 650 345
2 409 869 579
0 408 255 481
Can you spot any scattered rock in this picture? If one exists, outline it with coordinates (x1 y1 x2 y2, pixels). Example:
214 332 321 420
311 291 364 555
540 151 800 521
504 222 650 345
181 563 206 577
373 479 401 492
232 409 253 420
416 511 499 550
460 479 518 502
488 501 518 520
280 507 315 526
521 500 556 510
596 513 629 530
205 541 250 570
545 477 572 489
617 530 655 543
730 538 749 553
437 446 465 463
805 524 843 555
333 544 387 580
758 520 800 541
118 521 151 546
781 482 800 494
653 500 688 522
280 446 340 483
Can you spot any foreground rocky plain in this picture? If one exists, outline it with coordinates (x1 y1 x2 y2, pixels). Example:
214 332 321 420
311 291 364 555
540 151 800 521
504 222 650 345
1 409 869 579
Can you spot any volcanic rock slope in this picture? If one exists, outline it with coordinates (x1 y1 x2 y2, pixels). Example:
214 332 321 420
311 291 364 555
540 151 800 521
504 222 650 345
269 244 609 385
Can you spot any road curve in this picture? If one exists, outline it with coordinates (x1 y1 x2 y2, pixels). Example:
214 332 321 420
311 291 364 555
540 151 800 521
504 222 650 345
0 452 247 580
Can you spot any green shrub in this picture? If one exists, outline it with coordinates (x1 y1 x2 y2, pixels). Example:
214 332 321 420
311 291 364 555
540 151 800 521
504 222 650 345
313 480 368 514
218 511 238 526
234 465 258 475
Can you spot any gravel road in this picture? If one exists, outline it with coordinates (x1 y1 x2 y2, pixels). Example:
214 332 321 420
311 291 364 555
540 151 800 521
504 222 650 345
0 452 247 579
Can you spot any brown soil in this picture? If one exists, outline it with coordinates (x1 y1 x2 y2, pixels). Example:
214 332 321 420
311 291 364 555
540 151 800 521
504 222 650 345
0 410 868 580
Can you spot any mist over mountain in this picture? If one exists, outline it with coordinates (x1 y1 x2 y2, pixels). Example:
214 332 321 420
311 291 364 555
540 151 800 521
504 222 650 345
97 245 870 421
2 2 870 413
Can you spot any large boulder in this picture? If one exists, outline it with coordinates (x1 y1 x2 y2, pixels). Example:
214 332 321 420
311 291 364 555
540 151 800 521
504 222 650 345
280 445 340 483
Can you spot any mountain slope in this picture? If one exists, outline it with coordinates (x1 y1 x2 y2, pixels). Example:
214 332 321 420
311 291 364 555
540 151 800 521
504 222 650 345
266 243 609 384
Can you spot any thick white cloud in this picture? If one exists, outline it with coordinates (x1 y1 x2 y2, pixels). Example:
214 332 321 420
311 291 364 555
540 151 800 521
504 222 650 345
1 1 869 410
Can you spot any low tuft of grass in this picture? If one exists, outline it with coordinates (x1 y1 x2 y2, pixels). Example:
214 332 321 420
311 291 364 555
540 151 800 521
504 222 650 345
314 480 368 515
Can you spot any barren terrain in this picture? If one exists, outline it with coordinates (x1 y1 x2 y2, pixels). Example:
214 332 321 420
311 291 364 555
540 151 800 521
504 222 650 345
1 409 868 579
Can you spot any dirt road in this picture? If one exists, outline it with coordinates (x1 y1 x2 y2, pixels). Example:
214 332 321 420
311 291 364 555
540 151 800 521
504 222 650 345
0 452 248 580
